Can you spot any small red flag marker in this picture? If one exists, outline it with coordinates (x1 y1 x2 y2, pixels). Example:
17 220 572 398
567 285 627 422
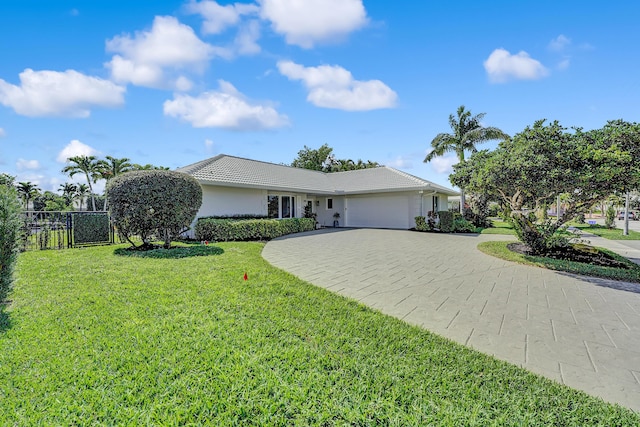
243 272 248 281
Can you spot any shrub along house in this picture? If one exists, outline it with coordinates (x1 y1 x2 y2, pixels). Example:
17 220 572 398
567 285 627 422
176 154 458 229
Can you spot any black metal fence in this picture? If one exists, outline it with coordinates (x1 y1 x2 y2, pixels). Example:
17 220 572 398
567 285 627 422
21 211 114 251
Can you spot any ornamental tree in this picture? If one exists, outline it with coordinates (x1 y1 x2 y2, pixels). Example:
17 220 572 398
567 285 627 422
106 170 202 249
451 120 640 254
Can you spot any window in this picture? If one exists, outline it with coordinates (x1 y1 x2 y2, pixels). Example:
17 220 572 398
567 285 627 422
268 194 296 219
268 195 279 219
327 198 333 209
432 195 439 212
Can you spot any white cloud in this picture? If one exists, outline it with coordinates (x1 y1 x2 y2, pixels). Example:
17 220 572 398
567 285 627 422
386 156 413 169
186 0 259 35
106 16 221 90
0 127 5 137
429 155 458 174
235 20 261 55
56 140 99 163
483 48 549 83
549 34 571 51
163 80 289 130
0 69 125 118
16 158 41 171
277 60 397 111
259 0 368 48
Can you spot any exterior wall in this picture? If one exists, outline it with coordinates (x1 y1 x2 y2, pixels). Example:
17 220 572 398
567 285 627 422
315 195 345 227
198 185 267 218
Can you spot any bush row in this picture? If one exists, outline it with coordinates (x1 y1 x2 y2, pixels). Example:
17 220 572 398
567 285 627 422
414 211 476 233
195 217 315 242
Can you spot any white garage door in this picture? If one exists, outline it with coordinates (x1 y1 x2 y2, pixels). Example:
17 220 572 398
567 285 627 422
346 195 410 229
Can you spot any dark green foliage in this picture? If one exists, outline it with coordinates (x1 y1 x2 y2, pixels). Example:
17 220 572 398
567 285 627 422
291 144 380 172
114 244 223 259
0 186 22 302
437 211 454 232
73 213 110 245
464 193 493 228
575 213 586 224
451 119 640 255
195 218 315 241
453 216 476 232
107 171 202 249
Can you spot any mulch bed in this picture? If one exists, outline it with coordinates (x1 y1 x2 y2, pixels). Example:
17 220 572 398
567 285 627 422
507 243 632 269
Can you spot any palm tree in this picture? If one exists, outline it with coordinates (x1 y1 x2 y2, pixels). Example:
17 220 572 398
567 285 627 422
424 105 509 213
132 163 170 170
16 181 40 210
99 156 134 180
62 155 104 211
58 182 78 208
75 183 90 211
98 156 133 210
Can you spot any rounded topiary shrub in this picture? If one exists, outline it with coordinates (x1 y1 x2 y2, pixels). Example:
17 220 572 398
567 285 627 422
106 170 202 249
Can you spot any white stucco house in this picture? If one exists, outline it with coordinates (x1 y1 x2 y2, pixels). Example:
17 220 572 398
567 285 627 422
176 154 459 230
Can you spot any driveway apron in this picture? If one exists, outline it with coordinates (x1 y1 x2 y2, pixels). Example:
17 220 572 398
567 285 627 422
262 228 640 411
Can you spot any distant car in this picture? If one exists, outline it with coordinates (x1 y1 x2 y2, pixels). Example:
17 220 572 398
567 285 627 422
617 211 637 221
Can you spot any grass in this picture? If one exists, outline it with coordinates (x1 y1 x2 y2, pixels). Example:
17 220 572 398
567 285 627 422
480 219 516 235
478 240 640 283
569 223 640 240
1 243 638 425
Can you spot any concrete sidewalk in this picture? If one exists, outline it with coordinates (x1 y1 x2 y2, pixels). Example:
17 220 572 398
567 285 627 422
262 229 640 412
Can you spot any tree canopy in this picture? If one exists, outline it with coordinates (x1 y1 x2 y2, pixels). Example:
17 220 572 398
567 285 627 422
451 119 640 254
291 144 380 172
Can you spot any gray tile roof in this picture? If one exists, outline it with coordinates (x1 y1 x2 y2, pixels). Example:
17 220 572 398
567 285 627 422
176 154 458 196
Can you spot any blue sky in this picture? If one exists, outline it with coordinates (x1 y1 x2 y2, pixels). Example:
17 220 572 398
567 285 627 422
1 0 639 193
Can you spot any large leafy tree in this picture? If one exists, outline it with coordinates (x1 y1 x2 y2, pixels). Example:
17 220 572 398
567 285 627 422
61 155 104 211
292 144 380 172
424 105 509 213
16 181 40 210
451 119 640 254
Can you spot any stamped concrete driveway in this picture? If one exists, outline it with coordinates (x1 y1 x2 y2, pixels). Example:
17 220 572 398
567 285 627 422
262 228 640 412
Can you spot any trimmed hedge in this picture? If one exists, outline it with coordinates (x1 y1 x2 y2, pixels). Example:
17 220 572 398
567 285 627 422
0 186 23 302
438 211 454 232
73 213 110 245
195 218 315 242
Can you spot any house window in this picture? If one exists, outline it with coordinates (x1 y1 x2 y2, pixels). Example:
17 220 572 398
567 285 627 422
327 198 333 209
432 195 439 212
268 194 296 219
268 195 279 219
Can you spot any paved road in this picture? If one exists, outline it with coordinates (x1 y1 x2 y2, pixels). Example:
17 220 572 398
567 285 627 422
262 228 640 411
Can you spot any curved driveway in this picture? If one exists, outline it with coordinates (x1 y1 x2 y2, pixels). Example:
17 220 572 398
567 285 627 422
262 228 640 411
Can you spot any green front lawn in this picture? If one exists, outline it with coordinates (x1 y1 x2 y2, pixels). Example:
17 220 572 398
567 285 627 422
480 219 516 235
1 243 637 425
570 223 640 240
478 240 640 283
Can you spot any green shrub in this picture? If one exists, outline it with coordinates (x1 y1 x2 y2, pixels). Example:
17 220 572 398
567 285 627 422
0 186 23 302
437 211 454 232
575 212 586 224
106 171 202 249
195 218 315 242
605 205 616 229
73 213 110 245
453 216 476 232
415 216 429 231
